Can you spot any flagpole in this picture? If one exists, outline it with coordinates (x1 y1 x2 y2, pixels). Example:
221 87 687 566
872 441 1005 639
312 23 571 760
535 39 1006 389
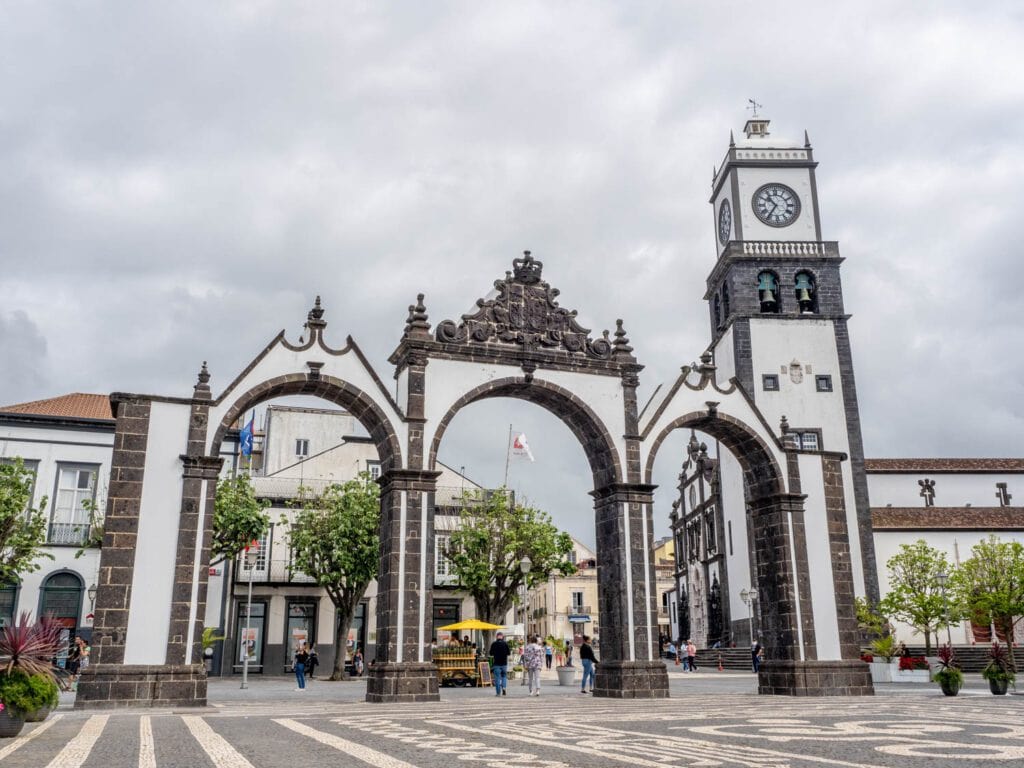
503 423 513 487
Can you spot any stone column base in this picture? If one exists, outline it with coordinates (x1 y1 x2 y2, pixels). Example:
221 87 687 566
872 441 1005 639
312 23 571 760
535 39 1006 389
365 662 440 703
758 659 874 696
592 660 670 699
74 664 207 709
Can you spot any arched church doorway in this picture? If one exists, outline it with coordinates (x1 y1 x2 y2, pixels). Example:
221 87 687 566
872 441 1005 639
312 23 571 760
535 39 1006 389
39 570 84 667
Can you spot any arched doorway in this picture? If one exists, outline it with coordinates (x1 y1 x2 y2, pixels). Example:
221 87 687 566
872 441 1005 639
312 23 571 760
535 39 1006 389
39 570 84 667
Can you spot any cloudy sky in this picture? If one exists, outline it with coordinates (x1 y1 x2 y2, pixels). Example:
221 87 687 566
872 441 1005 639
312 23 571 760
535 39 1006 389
2 2 1022 546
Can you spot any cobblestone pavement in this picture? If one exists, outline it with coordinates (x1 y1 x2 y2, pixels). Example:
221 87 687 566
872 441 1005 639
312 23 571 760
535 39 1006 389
3 675 1023 767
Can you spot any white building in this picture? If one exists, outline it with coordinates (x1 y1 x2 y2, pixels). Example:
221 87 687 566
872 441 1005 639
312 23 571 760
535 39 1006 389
0 394 113 663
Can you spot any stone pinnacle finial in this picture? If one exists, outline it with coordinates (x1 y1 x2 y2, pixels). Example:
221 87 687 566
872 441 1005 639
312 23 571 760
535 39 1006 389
729 129 735 148
306 295 326 329
804 129 812 148
193 360 212 399
404 293 431 338
612 319 634 358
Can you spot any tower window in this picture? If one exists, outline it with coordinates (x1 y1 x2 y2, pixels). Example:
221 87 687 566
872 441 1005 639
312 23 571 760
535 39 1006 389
757 271 781 313
762 374 779 391
295 439 309 457
721 283 730 319
815 375 833 392
786 428 822 451
795 271 817 314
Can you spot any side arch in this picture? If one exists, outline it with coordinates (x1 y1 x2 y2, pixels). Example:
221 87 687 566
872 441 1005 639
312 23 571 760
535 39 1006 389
210 373 403 472
644 410 784 499
427 377 623 489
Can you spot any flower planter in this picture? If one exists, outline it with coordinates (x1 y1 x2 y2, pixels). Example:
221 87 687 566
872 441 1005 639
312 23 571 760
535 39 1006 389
23 705 51 723
0 707 25 738
868 661 895 683
938 678 961 696
893 669 930 683
556 666 576 686
989 678 1010 696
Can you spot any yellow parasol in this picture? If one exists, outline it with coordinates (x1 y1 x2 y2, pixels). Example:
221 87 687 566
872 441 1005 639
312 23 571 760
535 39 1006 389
437 619 505 631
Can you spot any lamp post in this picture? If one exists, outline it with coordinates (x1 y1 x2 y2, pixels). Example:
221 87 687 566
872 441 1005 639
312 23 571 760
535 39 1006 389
241 540 259 690
519 555 531 686
740 587 757 644
937 569 952 647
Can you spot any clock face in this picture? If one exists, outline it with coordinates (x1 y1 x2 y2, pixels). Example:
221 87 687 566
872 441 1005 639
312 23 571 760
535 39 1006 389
752 183 801 227
717 199 731 245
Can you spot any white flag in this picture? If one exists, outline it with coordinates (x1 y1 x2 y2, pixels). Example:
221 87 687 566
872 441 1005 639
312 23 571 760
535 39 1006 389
511 432 534 462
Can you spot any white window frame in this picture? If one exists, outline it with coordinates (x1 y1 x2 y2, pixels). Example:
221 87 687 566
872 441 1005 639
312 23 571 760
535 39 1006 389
295 439 309 458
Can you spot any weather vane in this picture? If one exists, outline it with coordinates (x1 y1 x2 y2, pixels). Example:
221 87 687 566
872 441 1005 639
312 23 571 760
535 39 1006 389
747 98 763 117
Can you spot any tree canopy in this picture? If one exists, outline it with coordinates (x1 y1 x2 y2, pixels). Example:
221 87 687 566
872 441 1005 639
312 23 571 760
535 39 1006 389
878 539 954 654
444 489 575 642
0 458 51 584
212 473 270 564
950 535 1024 670
286 472 380 679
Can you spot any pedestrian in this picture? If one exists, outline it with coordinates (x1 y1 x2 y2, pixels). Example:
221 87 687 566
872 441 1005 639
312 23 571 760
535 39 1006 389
354 649 364 677
752 639 763 673
566 640 574 667
306 648 320 679
667 640 678 665
579 635 596 694
294 643 309 690
488 631 511 697
897 641 909 658
523 635 544 696
686 639 697 672
544 641 553 670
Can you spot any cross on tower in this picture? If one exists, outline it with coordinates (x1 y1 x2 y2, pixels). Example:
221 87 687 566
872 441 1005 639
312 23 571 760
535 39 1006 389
996 482 1012 507
747 98 763 117
918 478 936 507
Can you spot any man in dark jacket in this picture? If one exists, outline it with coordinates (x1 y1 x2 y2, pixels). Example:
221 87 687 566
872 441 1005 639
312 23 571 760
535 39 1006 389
489 632 511 696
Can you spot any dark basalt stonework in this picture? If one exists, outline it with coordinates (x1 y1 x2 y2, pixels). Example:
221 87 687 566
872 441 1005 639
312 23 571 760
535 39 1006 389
593 661 670 699
435 252 613 359
758 659 873 696
365 662 440 703
74 664 207 709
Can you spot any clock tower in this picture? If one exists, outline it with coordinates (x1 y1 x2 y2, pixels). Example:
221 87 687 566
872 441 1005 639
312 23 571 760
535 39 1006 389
704 117 879 607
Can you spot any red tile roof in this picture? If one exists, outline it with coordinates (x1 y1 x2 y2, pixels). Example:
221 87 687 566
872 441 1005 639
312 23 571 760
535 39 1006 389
872 507 1024 530
865 458 1024 473
0 393 113 421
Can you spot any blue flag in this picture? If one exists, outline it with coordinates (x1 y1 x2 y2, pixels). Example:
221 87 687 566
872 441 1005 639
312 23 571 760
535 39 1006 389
239 413 254 457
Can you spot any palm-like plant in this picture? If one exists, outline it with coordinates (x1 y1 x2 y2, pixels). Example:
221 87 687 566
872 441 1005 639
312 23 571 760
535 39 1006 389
0 612 64 683
982 642 1015 683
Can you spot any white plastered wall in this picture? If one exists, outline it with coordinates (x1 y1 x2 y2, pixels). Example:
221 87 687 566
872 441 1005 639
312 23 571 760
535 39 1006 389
124 400 191 664
796 453 841 659
718 448 751 623
733 164 816 242
868 472 1022 508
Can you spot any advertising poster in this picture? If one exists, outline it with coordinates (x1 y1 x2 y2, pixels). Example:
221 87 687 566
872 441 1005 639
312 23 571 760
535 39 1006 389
239 627 259 662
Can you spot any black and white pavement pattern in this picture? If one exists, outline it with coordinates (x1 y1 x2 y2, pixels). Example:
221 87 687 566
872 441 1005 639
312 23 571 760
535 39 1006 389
2 675 1022 767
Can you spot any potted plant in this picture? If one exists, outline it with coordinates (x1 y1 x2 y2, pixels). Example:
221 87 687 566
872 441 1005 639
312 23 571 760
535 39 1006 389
895 655 931 682
201 627 225 673
867 636 898 683
0 612 64 735
548 637 576 685
933 644 963 697
981 642 1015 696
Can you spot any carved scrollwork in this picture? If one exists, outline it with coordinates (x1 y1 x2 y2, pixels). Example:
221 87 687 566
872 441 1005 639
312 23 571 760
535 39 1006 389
435 253 612 360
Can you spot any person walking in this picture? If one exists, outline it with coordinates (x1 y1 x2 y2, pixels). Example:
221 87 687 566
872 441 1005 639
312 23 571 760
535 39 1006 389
579 635 596 694
489 631 511 697
544 642 553 670
306 648 320 680
686 639 697 672
752 639 763 673
667 640 678 666
294 643 309 690
523 635 544 696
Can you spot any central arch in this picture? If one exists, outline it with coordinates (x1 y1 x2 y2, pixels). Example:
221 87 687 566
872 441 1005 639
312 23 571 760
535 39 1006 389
427 377 623 489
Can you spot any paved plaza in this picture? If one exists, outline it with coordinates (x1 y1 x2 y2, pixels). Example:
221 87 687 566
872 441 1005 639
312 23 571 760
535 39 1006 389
2 670 1023 767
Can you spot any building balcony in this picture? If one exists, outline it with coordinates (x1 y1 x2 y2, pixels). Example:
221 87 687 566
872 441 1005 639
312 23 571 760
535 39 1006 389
47 522 91 546
234 558 318 585
566 605 592 615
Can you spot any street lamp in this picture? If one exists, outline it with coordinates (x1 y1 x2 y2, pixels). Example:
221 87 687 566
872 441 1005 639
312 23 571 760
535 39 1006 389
740 587 757 644
519 556 532 686
241 540 259 690
937 569 952 647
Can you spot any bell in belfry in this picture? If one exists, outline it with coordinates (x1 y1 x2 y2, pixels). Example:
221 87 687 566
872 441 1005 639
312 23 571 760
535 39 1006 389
795 272 815 313
757 272 778 312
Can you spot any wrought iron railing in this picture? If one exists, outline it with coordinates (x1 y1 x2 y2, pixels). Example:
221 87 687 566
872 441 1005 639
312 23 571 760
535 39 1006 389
47 523 91 546
234 558 317 584
566 604 592 615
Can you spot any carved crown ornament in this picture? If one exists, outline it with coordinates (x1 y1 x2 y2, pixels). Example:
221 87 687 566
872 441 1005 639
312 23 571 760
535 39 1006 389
433 252 623 362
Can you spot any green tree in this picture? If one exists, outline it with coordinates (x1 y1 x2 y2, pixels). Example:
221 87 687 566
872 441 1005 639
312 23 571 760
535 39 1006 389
0 458 51 585
854 596 888 640
950 535 1024 671
878 539 953 654
212 473 270 565
444 489 575 647
286 473 379 680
